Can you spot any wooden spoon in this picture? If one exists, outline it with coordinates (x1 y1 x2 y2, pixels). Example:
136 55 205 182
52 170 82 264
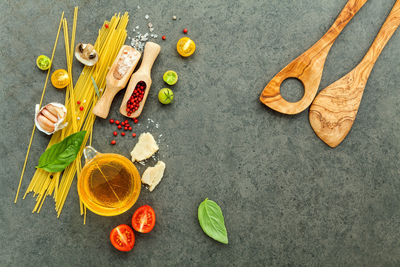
309 0 400 148
92 45 141 118
120 42 161 118
260 0 368 115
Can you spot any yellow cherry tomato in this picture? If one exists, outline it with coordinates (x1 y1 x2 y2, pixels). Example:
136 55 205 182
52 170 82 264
176 37 196 57
36 55 51 70
51 69 70 89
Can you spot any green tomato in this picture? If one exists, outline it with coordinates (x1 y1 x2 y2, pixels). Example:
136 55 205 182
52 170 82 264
36 55 51 70
158 88 174 104
163 70 178 85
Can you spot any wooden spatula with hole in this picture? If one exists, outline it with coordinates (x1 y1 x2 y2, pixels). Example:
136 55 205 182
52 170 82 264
309 0 400 148
259 0 368 115
92 45 141 119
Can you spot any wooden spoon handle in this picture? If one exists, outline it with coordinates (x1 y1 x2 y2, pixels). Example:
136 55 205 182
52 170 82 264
358 0 400 75
92 86 118 119
323 0 368 40
260 0 367 115
137 42 161 74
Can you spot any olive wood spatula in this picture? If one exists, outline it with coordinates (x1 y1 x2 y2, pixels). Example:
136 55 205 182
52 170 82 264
309 0 400 148
260 0 368 115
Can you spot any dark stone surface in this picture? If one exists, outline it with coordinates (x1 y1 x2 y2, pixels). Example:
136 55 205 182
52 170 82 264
1 0 400 266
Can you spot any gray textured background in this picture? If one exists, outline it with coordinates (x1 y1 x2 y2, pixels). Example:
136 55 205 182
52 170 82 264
1 0 400 266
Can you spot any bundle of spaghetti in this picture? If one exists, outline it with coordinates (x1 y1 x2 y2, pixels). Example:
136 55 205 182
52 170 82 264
14 12 65 203
22 12 129 217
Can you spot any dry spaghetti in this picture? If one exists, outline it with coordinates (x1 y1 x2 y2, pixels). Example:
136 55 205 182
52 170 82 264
17 9 129 219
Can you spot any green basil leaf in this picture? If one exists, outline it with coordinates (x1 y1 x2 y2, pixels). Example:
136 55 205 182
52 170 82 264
198 198 228 244
37 131 87 173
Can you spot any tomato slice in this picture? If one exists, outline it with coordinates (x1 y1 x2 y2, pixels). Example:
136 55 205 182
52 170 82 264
132 205 156 233
110 224 135 252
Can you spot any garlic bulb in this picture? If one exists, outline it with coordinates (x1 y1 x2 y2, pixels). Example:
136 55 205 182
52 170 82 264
35 103 68 135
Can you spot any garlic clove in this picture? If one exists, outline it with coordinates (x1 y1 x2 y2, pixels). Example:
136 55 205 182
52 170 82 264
46 104 65 119
37 114 55 132
40 108 58 123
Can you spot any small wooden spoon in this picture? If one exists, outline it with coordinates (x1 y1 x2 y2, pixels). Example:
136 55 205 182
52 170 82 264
309 0 400 148
120 42 161 118
260 0 368 115
92 45 141 118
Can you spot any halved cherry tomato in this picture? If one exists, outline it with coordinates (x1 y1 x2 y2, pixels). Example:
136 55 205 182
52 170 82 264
110 224 135 252
131 205 156 233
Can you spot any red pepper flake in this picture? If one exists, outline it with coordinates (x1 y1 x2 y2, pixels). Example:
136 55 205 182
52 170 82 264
128 127 132 131
111 140 116 145
105 24 109 29
113 131 118 136
118 125 122 129
115 120 120 125
109 119 114 124
77 100 81 105
79 106 84 111
121 132 125 136
162 35 166 40
183 28 188 34
132 133 136 137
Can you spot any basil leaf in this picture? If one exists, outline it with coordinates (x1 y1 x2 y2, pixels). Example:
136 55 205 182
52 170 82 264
198 198 228 244
37 131 87 173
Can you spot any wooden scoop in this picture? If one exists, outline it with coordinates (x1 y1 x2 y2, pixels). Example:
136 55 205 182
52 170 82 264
309 0 400 148
92 45 141 118
260 0 368 115
120 42 161 118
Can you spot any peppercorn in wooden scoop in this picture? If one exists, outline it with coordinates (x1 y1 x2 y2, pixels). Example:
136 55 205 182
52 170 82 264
120 42 161 118
93 45 141 119
259 0 368 115
309 0 400 148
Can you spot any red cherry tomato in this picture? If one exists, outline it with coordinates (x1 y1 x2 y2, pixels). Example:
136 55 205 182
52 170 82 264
131 205 156 233
110 224 135 252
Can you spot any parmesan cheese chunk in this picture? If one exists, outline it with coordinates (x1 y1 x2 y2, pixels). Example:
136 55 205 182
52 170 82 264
141 161 166 191
130 132 159 162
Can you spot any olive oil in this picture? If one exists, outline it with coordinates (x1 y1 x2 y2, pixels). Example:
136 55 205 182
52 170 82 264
78 147 141 216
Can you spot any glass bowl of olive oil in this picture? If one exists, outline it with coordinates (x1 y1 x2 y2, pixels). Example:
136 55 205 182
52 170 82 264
77 146 141 216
